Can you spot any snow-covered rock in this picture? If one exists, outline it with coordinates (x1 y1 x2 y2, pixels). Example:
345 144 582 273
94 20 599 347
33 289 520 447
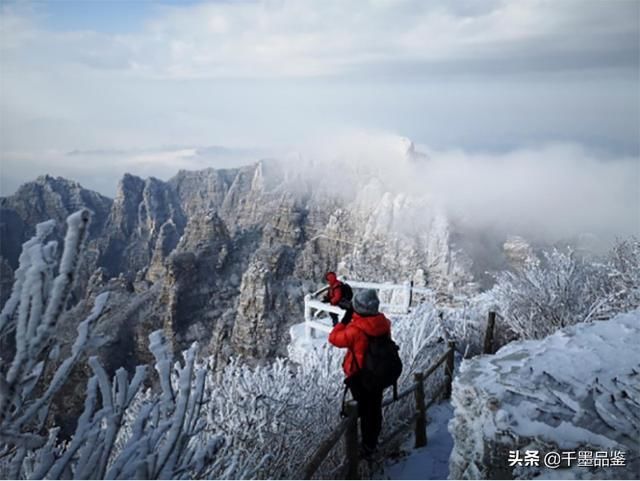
503 235 536 269
449 310 640 480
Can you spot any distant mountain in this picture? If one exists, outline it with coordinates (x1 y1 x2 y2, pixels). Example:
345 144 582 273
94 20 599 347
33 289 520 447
0 175 112 268
2 154 533 432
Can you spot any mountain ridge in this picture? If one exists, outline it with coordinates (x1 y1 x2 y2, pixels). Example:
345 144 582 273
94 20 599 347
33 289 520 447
1 158 474 354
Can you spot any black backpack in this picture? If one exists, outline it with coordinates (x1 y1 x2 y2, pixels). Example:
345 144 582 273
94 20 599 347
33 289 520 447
341 334 403 416
355 335 403 397
340 282 353 301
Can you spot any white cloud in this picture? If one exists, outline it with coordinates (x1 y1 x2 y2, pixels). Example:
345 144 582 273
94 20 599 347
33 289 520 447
2 1 638 79
0 144 272 196
288 132 639 246
0 0 637 197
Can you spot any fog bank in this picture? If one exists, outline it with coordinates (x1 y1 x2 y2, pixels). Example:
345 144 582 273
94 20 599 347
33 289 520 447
288 132 639 248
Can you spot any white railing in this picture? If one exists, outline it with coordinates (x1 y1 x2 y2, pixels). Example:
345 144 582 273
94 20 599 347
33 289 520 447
303 280 434 339
304 296 345 338
345 280 412 314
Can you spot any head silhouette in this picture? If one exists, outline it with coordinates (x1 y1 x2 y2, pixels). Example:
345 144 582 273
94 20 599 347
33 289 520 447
325 272 338 284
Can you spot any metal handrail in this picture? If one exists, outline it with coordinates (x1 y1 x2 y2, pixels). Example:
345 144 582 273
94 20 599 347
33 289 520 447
312 285 330 297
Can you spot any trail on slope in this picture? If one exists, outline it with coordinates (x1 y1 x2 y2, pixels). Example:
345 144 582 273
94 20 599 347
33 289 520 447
376 402 455 480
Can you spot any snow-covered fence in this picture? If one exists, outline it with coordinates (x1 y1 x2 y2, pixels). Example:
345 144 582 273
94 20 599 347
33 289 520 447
304 280 434 338
300 341 456 479
346 280 414 313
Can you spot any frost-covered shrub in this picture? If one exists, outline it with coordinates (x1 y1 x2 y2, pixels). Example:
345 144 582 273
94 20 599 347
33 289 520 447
607 237 640 315
491 239 640 340
435 291 501 357
199 348 344 479
0 210 97 476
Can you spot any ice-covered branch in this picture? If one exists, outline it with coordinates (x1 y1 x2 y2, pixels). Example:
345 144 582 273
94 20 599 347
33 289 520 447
13 292 109 431
0 220 56 338
0 210 93 428
32 209 91 359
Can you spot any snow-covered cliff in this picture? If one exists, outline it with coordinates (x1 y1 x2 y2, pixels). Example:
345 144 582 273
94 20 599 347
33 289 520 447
449 310 640 480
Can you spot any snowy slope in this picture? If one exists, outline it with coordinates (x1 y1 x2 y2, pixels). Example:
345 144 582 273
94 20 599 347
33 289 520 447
449 309 640 480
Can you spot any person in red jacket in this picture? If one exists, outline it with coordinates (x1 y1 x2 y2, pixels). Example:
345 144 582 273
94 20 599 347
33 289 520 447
322 272 353 325
328 289 390 456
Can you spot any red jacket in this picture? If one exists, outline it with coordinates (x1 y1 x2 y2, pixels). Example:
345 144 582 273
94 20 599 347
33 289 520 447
327 280 343 305
328 313 391 378
325 272 343 305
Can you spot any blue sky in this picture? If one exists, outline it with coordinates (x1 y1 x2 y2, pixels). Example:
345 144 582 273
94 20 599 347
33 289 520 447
39 0 204 33
0 0 638 204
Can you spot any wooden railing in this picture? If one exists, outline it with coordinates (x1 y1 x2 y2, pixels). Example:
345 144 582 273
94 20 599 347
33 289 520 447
483 311 502 354
301 341 456 480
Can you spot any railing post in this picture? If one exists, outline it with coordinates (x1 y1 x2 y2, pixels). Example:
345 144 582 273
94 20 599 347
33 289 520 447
409 280 414 309
402 281 411 313
304 294 313 339
413 373 427 448
483 311 496 354
345 401 359 479
444 341 455 399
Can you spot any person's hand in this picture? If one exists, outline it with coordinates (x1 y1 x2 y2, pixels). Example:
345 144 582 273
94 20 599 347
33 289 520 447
340 317 351 326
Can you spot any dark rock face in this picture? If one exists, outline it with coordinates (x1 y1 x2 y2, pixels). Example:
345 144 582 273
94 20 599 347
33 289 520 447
160 212 233 351
98 175 186 278
0 175 112 250
0 175 112 306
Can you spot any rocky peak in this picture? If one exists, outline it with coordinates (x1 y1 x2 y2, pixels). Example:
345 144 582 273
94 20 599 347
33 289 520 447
169 167 236 218
111 173 145 235
99 173 185 277
176 210 230 257
2 175 112 235
116 173 145 196
146 220 181 283
158 210 233 352
0 177 112 305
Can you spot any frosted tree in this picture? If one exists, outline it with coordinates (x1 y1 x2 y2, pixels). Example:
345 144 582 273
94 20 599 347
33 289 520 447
491 240 640 340
0 210 105 477
606 237 640 315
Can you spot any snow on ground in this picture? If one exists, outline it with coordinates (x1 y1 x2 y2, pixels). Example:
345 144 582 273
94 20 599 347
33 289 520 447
449 308 640 479
377 402 455 480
